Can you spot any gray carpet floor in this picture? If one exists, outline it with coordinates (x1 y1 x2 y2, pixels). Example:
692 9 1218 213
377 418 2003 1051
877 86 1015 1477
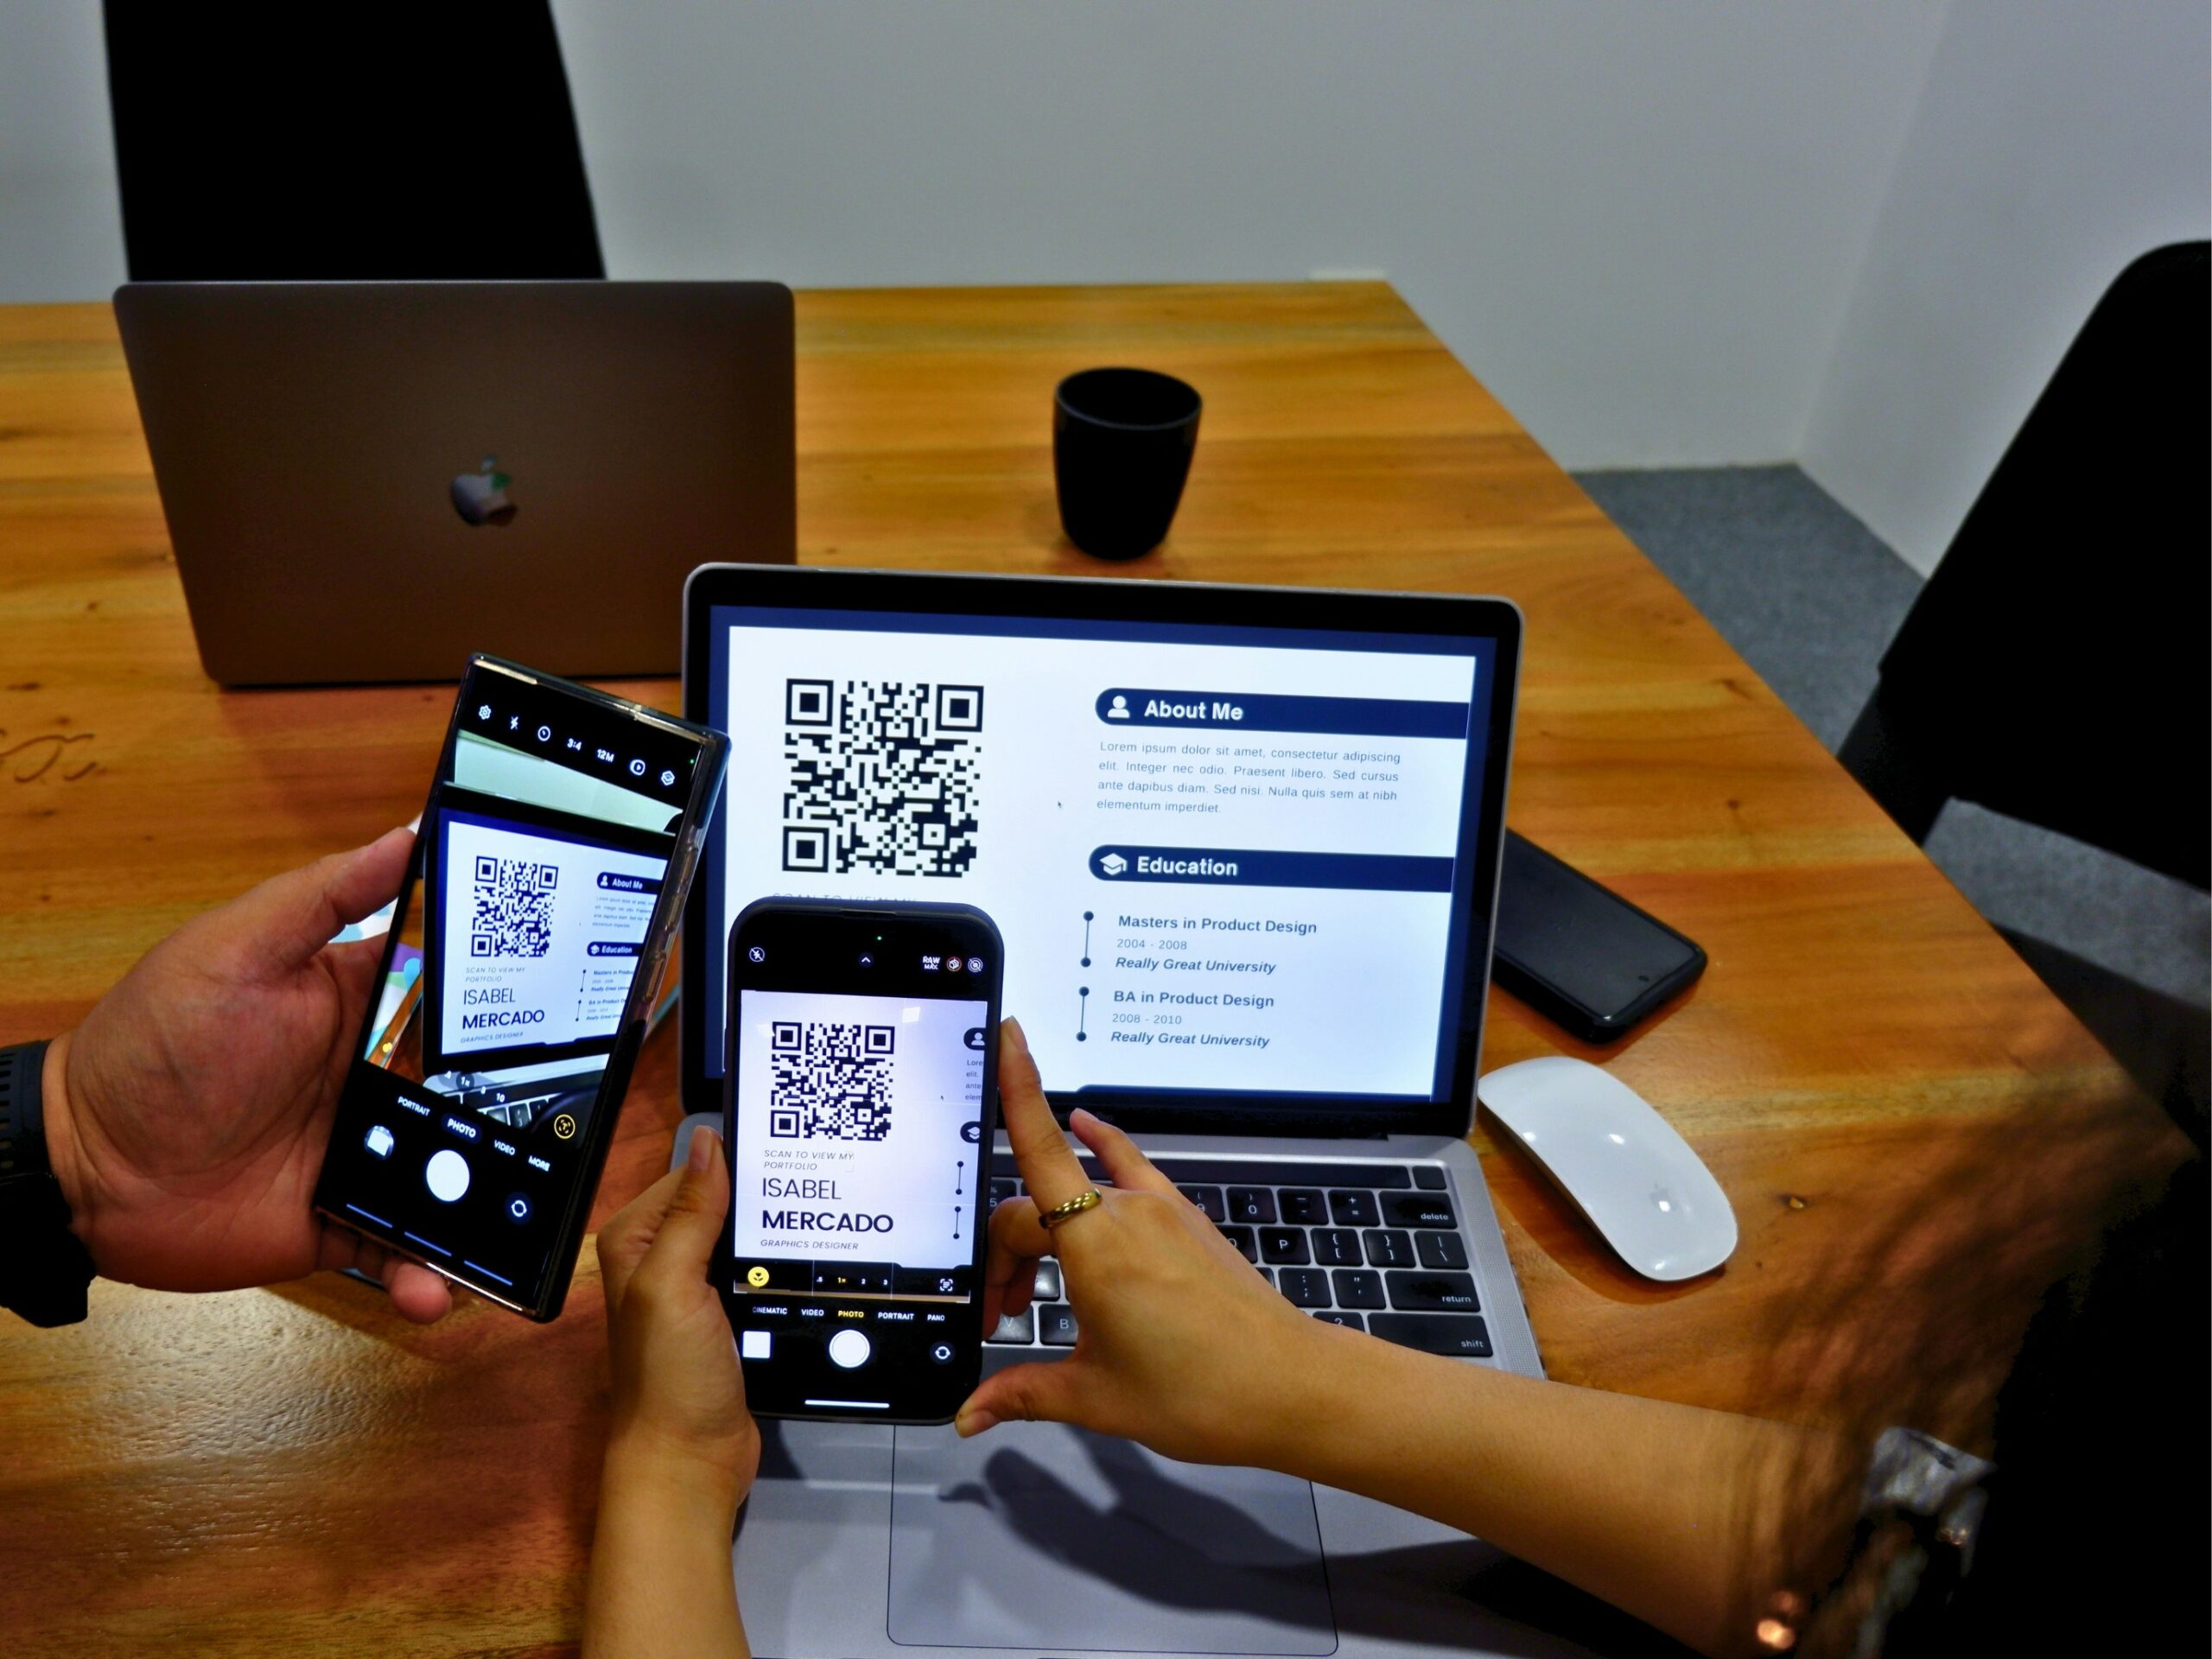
1575 464 2209 1007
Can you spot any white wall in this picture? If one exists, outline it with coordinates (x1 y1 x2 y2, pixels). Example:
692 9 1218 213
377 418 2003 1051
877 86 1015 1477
2 0 2202 556
550 1 1946 471
0 1 1945 474
1801 0 2212 575
0 3 124 303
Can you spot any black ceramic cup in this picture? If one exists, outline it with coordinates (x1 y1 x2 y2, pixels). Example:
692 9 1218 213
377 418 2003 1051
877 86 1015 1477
1052 367 1202 560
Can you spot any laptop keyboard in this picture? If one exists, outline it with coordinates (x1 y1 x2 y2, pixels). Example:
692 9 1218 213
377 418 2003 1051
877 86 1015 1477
986 1154 1491 1360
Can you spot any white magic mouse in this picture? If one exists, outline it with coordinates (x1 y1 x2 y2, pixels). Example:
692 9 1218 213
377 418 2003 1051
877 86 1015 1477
1477 1057 1737 1281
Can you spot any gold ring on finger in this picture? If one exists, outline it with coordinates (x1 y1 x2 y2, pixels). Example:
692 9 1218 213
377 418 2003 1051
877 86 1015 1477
1037 1188 1104 1230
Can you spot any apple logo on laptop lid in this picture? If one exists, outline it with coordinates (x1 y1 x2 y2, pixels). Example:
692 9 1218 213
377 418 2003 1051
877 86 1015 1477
450 455 518 527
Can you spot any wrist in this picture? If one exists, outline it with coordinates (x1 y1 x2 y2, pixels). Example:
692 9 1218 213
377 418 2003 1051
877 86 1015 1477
1253 1320 1446 1485
604 1426 749 1523
1236 1313 1378 1477
38 1032 90 1235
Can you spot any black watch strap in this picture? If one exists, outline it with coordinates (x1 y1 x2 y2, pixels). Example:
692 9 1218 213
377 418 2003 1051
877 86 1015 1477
0 1041 99 1327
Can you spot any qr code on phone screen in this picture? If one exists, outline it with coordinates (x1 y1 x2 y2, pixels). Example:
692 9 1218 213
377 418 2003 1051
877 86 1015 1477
782 679 981 878
470 855 555 957
768 1021 895 1141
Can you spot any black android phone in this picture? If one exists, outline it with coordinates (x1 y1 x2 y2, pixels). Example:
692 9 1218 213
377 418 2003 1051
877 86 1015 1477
314 656 729 1320
1491 830 1707 1044
718 899 1003 1424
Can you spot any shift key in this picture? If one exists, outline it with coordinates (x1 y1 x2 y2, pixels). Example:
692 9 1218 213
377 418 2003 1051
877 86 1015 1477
1384 1270 1480 1312
1370 1313 1491 1358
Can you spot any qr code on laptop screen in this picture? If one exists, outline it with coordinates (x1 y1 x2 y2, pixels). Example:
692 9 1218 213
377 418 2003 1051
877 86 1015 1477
470 855 555 957
781 678 981 878
767 1021 895 1141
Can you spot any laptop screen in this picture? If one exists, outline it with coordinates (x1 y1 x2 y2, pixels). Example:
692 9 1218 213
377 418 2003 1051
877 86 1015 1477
691 580 1513 1132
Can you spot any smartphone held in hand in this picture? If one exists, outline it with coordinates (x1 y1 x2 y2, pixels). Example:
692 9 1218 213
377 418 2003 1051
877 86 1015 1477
313 656 729 1320
717 899 1004 1424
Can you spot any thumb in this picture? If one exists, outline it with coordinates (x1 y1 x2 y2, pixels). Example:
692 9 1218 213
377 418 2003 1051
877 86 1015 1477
632 1125 730 1287
956 1358 1085 1438
227 826 416 976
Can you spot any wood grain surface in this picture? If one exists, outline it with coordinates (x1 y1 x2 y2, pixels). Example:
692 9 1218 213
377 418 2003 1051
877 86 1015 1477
0 285 2145 1656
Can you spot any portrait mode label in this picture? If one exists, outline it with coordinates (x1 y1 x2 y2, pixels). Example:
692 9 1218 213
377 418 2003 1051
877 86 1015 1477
732 990 986 1282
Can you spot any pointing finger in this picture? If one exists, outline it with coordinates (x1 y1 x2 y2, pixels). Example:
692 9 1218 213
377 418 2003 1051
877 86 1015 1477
995 1020 1092 1213
1069 1108 1179 1197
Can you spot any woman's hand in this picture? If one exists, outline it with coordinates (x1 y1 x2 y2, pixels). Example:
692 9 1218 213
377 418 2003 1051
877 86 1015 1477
586 1127 756 1659
957 1019 1349 1469
961 1022 1851 1659
596 1126 760 1506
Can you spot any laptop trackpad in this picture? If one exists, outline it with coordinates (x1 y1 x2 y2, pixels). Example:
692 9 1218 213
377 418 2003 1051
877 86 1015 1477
889 1421 1338 1653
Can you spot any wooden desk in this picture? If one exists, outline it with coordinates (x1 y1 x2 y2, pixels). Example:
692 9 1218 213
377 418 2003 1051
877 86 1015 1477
0 285 2134 1655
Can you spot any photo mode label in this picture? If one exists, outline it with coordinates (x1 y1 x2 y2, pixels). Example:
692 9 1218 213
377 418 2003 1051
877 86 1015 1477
733 990 986 1288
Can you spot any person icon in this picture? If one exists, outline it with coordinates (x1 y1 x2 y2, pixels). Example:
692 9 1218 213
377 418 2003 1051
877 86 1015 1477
1107 694 1130 720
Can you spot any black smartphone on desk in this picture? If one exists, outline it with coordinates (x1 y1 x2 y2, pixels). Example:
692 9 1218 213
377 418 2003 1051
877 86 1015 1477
313 656 729 1320
719 899 1002 1424
1491 830 1707 1043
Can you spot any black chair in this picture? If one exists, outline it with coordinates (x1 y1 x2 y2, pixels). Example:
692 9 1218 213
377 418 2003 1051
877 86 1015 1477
103 3 605 281
1840 242 2210 1143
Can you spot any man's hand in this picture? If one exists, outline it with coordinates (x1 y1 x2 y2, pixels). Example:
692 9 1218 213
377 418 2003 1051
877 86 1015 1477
41 828 454 1322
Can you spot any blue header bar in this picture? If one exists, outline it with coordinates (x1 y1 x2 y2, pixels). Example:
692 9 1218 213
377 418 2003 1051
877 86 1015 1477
1090 845 1452 893
1096 689 1467 739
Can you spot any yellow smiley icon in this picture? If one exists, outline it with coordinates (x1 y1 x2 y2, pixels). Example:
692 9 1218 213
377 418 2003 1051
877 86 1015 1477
551 1113 577 1141
746 1265 770 1288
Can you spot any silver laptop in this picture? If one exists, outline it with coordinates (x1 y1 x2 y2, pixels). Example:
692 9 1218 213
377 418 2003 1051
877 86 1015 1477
679 567 1586 1659
115 281 794 686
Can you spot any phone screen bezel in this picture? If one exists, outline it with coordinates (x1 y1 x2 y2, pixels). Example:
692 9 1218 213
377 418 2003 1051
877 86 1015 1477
717 899 1004 1424
312 655 728 1320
